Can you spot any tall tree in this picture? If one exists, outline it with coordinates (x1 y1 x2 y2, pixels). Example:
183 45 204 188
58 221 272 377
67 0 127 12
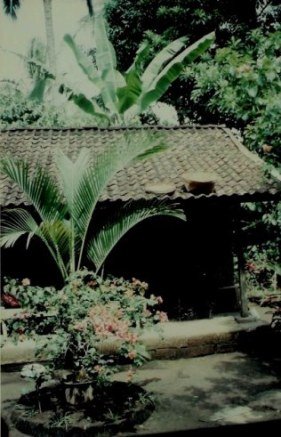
42 0 56 74
2 0 56 73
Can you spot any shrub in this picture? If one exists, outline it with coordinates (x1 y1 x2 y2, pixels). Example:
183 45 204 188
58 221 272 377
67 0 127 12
4 270 168 383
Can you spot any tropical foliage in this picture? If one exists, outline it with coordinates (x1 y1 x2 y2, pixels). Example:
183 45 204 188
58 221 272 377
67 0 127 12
185 28 281 165
1 131 185 279
0 81 99 129
28 0 214 126
106 0 281 70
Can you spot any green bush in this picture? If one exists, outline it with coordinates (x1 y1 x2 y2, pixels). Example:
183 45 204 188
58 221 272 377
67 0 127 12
0 82 101 129
185 28 281 164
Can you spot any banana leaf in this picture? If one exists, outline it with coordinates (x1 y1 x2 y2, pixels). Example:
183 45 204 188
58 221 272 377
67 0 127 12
117 70 142 114
59 84 110 124
93 0 119 113
140 32 215 112
64 34 103 95
141 36 187 90
126 41 150 75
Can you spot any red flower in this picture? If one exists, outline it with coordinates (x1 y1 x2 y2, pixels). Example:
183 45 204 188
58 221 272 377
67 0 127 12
1 293 20 308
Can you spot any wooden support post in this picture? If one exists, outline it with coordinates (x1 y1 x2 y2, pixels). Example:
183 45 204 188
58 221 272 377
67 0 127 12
235 204 250 318
237 240 250 318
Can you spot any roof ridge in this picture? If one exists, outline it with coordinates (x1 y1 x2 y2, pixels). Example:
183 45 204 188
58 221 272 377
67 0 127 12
223 127 281 183
0 124 226 133
223 127 263 166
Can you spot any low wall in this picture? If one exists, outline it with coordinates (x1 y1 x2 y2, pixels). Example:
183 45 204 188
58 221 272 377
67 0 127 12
1 313 268 365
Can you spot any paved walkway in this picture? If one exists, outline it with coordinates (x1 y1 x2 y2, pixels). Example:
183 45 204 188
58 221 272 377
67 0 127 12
2 351 281 436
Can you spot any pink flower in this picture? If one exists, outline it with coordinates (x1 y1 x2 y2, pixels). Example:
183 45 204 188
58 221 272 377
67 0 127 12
156 296 163 304
156 311 168 323
94 365 104 374
124 332 138 344
132 277 141 286
17 311 31 320
143 309 152 317
21 278 30 286
127 350 137 360
126 367 134 382
124 289 134 298
73 321 87 331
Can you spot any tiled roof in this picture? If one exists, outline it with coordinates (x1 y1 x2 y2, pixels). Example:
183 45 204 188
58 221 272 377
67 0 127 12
0 125 280 206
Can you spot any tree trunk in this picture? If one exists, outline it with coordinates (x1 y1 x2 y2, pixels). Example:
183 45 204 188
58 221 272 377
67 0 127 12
42 0 56 74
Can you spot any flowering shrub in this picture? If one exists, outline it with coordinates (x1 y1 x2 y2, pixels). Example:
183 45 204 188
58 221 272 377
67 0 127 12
2 277 55 311
4 270 168 384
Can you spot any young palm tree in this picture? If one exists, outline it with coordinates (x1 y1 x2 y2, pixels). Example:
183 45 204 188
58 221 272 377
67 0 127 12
1 131 185 280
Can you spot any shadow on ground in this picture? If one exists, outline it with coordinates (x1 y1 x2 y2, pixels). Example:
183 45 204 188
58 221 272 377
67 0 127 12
1 349 281 436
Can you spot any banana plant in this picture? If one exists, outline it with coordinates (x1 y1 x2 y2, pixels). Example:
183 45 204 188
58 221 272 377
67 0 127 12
1 131 185 280
30 0 214 125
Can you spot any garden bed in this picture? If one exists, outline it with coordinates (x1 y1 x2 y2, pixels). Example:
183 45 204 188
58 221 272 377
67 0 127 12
10 381 154 436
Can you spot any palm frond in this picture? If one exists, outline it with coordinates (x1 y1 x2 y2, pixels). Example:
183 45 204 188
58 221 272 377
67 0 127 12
87 200 186 272
0 208 39 248
75 130 169 268
55 148 91 214
39 219 72 278
1 157 66 222
2 0 21 19
39 219 71 258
